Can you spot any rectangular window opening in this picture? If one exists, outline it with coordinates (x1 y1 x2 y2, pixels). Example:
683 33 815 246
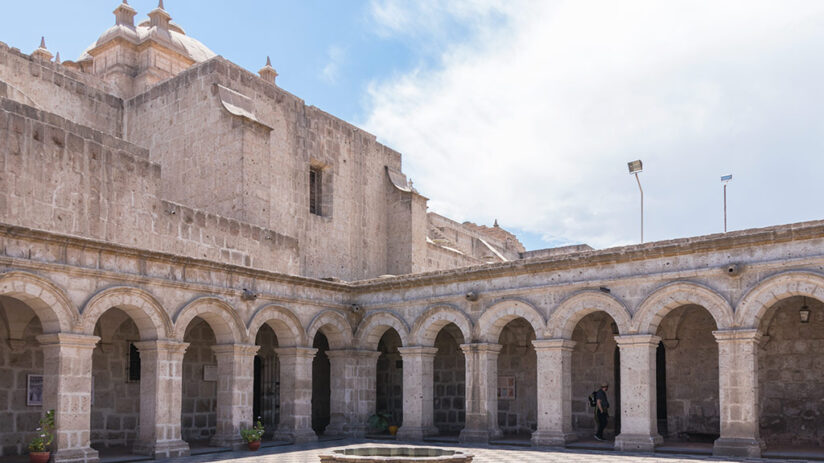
309 167 322 215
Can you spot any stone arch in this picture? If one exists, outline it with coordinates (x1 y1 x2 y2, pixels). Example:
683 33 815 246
0 271 77 333
247 304 306 347
475 298 545 343
410 304 473 346
354 310 410 350
174 297 246 344
79 286 172 340
547 290 632 338
307 309 352 349
736 271 824 331
632 281 733 334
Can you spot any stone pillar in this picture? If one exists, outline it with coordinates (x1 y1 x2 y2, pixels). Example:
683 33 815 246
614 334 662 452
396 346 439 441
712 329 763 458
37 333 100 463
458 343 503 443
325 350 381 437
273 347 318 443
531 339 576 446
209 344 260 449
132 340 190 458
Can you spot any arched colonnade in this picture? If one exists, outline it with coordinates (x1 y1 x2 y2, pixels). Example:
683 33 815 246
1 269 822 461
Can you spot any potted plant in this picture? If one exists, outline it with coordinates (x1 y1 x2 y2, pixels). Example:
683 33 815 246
368 411 398 436
239 417 265 451
28 409 55 463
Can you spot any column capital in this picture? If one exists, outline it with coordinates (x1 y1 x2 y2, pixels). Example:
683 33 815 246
398 346 439 358
211 343 260 356
274 346 318 359
713 329 761 343
325 349 381 360
614 334 661 347
532 338 576 351
134 339 189 355
37 333 100 349
460 343 503 355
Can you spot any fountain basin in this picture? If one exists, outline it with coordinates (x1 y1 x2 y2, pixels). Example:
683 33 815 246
319 447 473 463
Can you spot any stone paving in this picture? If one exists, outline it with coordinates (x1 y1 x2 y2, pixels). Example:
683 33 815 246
151 440 813 463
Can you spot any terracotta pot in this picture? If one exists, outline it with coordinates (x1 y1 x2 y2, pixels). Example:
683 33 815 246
388 425 399 436
247 440 261 451
29 451 50 463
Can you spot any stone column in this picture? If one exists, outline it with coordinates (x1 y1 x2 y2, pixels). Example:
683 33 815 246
132 340 190 458
325 350 381 437
209 344 260 449
273 347 318 443
614 334 662 452
396 346 439 441
37 333 100 463
712 329 763 458
458 343 503 443
531 339 576 446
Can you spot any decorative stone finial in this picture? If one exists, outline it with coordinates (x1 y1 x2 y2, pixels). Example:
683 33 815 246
114 0 137 27
32 36 53 62
148 0 172 30
494 219 499 228
55 52 61 64
258 56 278 85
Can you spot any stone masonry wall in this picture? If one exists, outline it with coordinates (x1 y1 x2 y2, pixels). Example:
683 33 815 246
571 312 616 436
0 97 299 274
124 58 409 281
0 299 43 457
433 325 465 434
658 306 719 438
90 318 140 448
182 319 217 442
759 297 824 446
0 41 122 137
376 330 403 427
497 319 537 435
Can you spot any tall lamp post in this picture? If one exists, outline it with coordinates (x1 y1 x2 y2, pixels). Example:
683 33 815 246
627 160 644 243
721 174 732 233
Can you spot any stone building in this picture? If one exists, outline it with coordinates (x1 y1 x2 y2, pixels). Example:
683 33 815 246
1 2 822 462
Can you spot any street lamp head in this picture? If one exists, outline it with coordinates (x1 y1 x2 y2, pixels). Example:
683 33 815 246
627 160 643 174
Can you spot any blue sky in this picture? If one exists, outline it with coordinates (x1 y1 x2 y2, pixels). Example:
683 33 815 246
3 1 824 251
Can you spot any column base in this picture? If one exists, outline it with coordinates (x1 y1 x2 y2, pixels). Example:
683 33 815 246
713 437 763 458
209 434 244 450
53 447 100 463
343 423 369 438
325 416 346 436
396 426 438 442
133 439 190 458
458 427 502 443
530 430 576 447
274 428 318 444
614 433 662 452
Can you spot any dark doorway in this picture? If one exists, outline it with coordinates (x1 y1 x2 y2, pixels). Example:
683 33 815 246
253 355 262 422
656 341 668 436
311 332 331 434
613 346 621 435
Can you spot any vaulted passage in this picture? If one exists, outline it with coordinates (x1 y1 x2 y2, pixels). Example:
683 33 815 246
758 296 824 449
571 312 619 440
181 318 218 446
496 318 537 437
433 323 466 435
0 296 45 457
376 329 404 432
656 305 719 441
90 309 141 452
253 324 280 439
311 332 331 435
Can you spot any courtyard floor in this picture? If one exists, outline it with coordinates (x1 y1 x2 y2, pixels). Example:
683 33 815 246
144 439 820 463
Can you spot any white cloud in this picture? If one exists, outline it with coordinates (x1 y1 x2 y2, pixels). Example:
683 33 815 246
321 45 346 84
363 0 824 249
